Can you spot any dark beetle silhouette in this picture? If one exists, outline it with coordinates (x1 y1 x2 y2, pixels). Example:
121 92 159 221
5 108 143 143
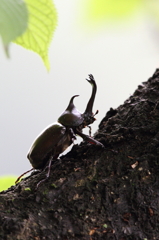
15 74 103 188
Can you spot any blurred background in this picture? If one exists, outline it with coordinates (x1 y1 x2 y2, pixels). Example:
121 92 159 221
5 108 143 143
1 0 159 176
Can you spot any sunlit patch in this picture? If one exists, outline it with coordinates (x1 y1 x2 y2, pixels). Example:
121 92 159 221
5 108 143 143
78 0 142 30
0 176 17 191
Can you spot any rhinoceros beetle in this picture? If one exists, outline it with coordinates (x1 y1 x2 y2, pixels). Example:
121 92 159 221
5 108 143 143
15 74 103 188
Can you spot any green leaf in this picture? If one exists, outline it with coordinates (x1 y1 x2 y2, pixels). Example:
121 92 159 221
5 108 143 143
14 0 57 70
0 176 17 191
0 0 28 47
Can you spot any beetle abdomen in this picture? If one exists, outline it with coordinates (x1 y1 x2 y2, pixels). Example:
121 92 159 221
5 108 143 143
27 122 72 169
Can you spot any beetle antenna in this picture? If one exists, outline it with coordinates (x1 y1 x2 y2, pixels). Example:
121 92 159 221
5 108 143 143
15 168 34 184
84 74 97 116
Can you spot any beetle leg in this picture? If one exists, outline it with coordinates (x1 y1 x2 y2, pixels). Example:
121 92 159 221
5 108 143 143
87 125 92 136
68 128 76 142
75 129 104 148
36 156 53 189
15 168 34 184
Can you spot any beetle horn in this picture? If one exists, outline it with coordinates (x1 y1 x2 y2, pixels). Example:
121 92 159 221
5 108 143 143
83 74 97 115
65 95 79 111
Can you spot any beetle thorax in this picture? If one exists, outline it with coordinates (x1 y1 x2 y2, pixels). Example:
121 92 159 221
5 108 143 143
58 95 84 127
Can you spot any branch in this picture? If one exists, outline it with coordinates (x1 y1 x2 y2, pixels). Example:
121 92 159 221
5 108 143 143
1 69 159 239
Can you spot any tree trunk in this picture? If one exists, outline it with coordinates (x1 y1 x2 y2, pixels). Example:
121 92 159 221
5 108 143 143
1 70 159 240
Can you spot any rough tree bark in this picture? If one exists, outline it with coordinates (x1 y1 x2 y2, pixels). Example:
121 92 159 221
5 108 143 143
1 70 159 240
